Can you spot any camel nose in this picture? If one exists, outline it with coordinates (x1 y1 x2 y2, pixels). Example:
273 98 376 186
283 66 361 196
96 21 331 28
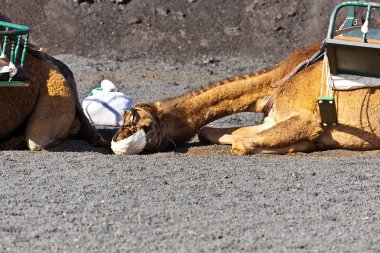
111 129 147 155
113 130 130 142
113 133 121 142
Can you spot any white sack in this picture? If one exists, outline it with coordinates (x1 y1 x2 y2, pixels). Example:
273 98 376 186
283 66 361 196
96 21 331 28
82 80 132 126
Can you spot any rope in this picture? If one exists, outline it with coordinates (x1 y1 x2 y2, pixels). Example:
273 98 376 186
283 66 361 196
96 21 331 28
320 52 333 98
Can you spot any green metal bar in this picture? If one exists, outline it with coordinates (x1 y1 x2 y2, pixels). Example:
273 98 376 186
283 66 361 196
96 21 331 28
343 6 356 29
8 39 15 82
0 81 29 87
20 34 28 69
14 35 22 65
0 21 29 36
9 40 15 63
2 27 9 56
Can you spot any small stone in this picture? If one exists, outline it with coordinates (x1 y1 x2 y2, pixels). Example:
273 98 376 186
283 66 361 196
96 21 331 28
117 0 128 4
75 0 94 3
175 12 186 20
275 14 283 21
287 6 298 16
224 26 241 36
272 25 284 31
128 17 143 25
156 7 171 16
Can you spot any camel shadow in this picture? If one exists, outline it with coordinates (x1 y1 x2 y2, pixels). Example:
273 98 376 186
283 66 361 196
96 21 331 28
174 141 232 155
49 127 118 154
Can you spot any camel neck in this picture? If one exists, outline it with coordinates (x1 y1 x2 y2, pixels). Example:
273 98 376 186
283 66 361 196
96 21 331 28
152 72 275 144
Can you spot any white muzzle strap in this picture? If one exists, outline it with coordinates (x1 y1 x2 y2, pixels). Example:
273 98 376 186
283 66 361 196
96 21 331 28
111 129 147 155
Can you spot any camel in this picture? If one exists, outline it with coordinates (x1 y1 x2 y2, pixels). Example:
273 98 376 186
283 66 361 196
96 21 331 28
0 15 107 151
111 42 380 155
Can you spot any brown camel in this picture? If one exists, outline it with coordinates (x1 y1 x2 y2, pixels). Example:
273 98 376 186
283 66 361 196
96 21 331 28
0 15 107 151
111 42 380 155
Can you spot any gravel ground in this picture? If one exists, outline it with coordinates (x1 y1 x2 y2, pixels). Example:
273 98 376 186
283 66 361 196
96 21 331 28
3 1 380 251
1 55 380 252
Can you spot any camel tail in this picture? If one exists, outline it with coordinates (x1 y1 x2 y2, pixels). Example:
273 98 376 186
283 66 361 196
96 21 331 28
26 46 109 148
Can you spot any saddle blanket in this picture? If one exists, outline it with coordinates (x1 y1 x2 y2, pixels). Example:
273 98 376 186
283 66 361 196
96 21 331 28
331 74 380 90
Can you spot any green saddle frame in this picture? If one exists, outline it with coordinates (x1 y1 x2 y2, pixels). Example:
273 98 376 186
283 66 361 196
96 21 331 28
0 20 30 87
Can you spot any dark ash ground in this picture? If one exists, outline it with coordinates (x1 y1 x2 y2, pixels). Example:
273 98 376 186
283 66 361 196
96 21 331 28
2 1 380 252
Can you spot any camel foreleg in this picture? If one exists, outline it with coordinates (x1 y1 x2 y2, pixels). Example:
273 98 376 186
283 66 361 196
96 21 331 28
198 114 277 145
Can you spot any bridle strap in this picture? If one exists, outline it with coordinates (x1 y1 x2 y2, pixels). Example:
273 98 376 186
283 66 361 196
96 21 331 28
132 105 176 150
270 43 326 89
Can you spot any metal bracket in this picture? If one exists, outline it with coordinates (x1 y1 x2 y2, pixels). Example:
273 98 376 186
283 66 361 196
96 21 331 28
318 97 338 127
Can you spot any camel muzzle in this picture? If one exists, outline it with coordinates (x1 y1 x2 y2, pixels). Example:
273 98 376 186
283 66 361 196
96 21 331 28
111 129 147 155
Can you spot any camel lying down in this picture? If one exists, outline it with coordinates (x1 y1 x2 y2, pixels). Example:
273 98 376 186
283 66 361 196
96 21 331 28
0 46 108 151
112 43 380 155
0 14 107 150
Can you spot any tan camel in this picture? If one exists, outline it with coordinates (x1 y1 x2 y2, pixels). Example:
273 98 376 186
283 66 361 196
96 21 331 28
0 16 107 150
111 43 380 155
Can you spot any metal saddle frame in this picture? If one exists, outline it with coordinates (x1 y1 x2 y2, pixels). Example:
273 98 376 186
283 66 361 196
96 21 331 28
326 1 380 78
0 20 30 87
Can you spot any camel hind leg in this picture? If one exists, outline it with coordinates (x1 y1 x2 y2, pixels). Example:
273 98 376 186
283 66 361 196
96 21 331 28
33 48 109 148
199 114 322 155
231 115 322 155
25 57 76 151
232 139 317 155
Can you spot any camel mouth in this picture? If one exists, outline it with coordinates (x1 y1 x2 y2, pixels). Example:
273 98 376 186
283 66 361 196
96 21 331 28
111 129 147 155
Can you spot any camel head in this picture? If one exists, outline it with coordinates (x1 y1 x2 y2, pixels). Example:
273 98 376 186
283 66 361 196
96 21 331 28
111 103 169 155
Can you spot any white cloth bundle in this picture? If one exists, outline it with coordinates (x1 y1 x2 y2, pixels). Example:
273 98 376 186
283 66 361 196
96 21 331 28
82 80 132 126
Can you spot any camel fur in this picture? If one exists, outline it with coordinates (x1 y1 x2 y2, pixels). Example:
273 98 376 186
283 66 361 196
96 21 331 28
112 42 380 155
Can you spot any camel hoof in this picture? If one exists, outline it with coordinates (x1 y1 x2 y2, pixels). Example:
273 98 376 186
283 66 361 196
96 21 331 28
231 140 252 155
92 136 111 148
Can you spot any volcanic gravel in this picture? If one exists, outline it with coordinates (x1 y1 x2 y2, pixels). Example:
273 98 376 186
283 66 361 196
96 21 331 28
1 1 380 252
